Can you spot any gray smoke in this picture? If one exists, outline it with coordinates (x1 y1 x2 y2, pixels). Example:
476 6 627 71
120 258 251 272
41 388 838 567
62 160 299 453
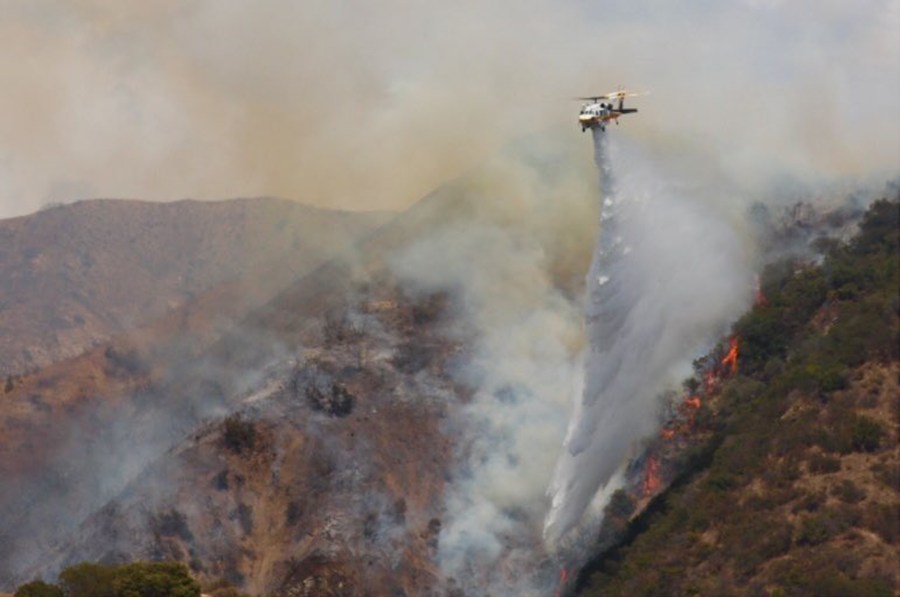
545 127 755 541
387 136 594 595
1 1 897 218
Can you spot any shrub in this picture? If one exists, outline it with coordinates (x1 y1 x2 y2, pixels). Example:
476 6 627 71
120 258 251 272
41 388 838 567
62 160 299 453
807 452 841 474
306 383 354 417
870 461 899 491
152 509 193 541
743 522 793 575
791 490 827 514
223 415 256 455
605 489 636 521
103 346 147 377
862 503 899 544
851 415 885 452
56 561 200 597
14 580 63 597
796 516 831 546
832 480 866 504
705 471 738 492
411 292 448 325
58 563 117 597
203 579 252 597
796 507 857 547
212 469 229 491
323 308 362 344
112 562 200 597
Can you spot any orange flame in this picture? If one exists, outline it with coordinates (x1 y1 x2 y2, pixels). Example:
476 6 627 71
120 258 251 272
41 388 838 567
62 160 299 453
661 428 675 440
721 337 739 375
643 455 661 497
555 567 570 597
684 396 701 409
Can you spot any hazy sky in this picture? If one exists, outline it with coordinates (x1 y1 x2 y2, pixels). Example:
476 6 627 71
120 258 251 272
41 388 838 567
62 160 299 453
0 0 897 218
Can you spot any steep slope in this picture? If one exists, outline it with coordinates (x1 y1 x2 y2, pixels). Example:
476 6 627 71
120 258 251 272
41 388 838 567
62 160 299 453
576 198 899 596
0 198 392 588
0 198 391 376
29 282 460 596
2 134 598 593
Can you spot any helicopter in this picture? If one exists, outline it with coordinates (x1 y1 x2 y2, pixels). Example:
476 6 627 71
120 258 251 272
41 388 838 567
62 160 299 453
577 89 645 132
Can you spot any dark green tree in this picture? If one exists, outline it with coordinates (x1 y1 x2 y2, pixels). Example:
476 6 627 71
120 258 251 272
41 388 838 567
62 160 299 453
14 580 63 597
55 561 200 597
112 562 201 597
58 563 117 597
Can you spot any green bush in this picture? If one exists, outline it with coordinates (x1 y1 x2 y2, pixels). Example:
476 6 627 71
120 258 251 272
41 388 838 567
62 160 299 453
807 452 841 474
14 580 63 597
870 461 899 491
850 415 885 452
862 503 899 545
202 577 254 597
59 563 117 597
795 515 833 546
832 480 866 504
605 489 636 520
55 561 200 597
705 471 737 492
112 562 200 597
791 490 827 514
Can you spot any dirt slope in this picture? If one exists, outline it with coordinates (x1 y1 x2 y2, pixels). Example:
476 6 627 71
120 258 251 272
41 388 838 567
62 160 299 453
0 198 390 376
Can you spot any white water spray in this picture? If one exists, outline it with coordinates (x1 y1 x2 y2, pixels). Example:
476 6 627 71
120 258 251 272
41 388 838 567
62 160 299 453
545 127 753 542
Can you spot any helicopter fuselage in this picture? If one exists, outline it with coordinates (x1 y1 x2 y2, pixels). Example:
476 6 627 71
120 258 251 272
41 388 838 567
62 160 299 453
578 102 637 132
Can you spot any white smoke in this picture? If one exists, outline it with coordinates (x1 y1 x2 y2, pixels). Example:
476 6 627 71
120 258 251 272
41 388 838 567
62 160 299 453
545 129 755 541
386 137 594 594
1 1 897 218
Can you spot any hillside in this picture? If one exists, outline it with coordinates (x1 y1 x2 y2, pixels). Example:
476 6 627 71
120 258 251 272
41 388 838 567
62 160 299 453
576 198 899 596
4 161 894 595
23 280 460 596
0 198 393 589
0 198 391 376
1 136 597 594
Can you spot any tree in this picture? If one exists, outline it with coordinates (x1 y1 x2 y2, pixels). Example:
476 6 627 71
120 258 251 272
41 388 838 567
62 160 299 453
14 580 63 597
58 563 117 597
54 561 200 597
112 562 200 597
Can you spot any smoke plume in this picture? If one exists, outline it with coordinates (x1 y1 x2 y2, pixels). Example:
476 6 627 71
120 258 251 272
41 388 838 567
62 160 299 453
386 135 595 594
1 1 897 218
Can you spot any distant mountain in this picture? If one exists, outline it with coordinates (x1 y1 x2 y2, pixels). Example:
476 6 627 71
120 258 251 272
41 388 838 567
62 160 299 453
0 198 392 376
